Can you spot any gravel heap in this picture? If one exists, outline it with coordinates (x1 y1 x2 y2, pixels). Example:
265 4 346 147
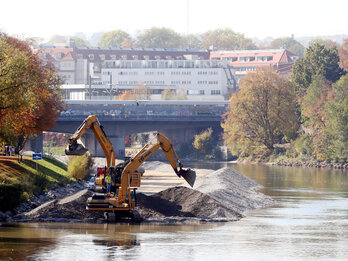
194 167 274 213
11 167 274 223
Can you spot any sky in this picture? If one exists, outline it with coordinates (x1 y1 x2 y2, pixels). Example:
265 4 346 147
0 0 347 40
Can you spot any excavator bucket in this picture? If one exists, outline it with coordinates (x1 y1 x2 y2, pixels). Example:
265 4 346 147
178 168 196 188
65 141 88 156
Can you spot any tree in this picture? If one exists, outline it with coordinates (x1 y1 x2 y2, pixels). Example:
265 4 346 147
118 82 151 100
301 75 334 160
161 87 187 100
338 39 348 71
308 38 338 49
71 36 91 47
46 35 68 45
222 68 298 156
200 28 256 50
268 37 305 58
98 30 131 48
291 43 345 95
193 128 214 155
0 33 64 145
325 74 348 161
136 27 182 48
182 34 202 49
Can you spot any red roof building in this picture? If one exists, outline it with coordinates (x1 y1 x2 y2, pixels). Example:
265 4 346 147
210 49 298 82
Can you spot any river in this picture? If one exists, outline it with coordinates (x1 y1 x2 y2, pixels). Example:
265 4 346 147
0 163 347 260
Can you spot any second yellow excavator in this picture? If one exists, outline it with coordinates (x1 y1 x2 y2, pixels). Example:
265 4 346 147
65 115 196 221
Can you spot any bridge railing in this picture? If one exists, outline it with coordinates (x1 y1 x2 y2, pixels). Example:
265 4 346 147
59 101 229 121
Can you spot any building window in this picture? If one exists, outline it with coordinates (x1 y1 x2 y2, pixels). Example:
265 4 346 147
88 54 94 60
211 90 221 95
110 55 116 60
99 54 105 60
77 53 83 59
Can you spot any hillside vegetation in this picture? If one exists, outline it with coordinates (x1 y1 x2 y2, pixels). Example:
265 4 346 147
0 156 74 211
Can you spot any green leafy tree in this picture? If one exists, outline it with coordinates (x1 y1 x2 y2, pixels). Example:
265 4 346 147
136 27 182 48
47 35 67 45
98 30 131 48
222 67 298 156
201 28 256 50
325 74 348 161
268 37 305 58
291 43 345 95
308 38 338 49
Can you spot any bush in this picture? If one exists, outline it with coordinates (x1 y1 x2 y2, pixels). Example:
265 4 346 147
67 153 93 180
0 183 22 211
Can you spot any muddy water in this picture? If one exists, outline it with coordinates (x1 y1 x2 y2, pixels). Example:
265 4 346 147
1 163 348 261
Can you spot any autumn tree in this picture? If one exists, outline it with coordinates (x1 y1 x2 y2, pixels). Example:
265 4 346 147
161 87 187 100
193 128 214 155
268 37 305 58
200 28 256 50
291 43 345 95
338 39 348 71
0 33 64 145
301 75 334 160
222 68 298 156
136 27 182 48
118 83 151 100
98 30 131 48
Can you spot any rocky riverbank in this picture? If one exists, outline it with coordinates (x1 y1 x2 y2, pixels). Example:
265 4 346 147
0 181 86 222
272 160 348 169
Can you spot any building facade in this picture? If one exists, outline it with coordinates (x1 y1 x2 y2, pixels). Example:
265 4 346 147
210 49 298 82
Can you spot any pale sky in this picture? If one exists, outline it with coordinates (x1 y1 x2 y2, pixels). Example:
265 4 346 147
1 0 347 40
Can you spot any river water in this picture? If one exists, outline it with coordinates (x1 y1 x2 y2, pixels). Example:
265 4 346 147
0 163 347 260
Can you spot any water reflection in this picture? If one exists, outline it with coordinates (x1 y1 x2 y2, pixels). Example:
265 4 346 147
0 163 347 260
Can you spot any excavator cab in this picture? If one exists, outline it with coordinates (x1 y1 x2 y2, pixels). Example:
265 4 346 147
65 139 88 156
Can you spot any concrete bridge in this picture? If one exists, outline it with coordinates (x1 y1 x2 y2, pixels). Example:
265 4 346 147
29 100 229 157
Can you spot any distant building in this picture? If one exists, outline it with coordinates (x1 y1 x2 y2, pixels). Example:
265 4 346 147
35 41 297 101
34 40 210 85
210 49 298 82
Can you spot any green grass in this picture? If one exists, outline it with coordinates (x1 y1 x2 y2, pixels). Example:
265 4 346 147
43 146 66 156
0 155 74 211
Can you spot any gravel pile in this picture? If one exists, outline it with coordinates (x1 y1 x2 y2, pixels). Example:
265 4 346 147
137 186 243 221
195 167 274 213
15 190 104 223
11 166 274 223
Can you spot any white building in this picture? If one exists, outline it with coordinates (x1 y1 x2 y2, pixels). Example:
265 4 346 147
100 59 236 100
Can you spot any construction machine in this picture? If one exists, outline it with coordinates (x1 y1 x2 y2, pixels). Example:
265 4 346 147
65 115 196 221
65 115 115 189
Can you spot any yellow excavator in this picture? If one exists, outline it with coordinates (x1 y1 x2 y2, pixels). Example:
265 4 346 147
65 115 196 221
65 115 116 189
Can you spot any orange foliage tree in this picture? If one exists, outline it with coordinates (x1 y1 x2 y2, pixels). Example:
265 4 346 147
0 33 64 144
222 67 298 156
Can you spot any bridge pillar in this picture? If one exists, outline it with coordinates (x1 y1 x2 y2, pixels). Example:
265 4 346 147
81 134 125 159
24 133 43 153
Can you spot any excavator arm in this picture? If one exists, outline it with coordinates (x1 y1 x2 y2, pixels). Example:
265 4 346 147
118 133 196 203
65 115 115 168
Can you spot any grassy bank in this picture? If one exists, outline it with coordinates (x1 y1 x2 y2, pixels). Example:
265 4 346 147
0 155 74 211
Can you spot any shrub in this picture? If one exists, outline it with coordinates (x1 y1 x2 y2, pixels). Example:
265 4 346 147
0 183 22 211
67 153 93 180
